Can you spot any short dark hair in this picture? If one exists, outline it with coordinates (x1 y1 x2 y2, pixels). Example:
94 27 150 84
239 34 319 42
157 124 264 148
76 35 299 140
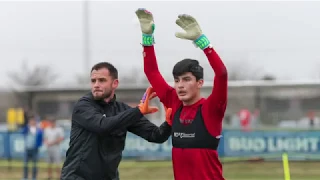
28 114 35 120
91 62 118 79
172 59 203 80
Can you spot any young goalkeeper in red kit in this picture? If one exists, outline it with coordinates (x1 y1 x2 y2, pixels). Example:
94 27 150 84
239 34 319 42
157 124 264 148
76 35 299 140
135 9 228 180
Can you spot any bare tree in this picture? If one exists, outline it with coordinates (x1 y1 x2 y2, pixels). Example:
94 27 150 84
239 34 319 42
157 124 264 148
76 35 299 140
76 67 150 86
7 60 58 87
119 68 139 84
119 67 158 86
135 69 173 86
261 74 276 81
226 61 266 81
76 73 90 85
204 64 277 81
7 60 58 106
139 75 151 86
199 51 272 81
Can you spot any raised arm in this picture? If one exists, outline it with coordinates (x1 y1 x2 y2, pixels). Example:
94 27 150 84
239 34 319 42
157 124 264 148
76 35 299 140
204 46 227 111
201 45 228 136
136 8 178 108
173 14 228 136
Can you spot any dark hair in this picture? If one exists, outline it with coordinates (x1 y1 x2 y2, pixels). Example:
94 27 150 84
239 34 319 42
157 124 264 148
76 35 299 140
91 62 118 79
172 59 203 80
28 115 35 121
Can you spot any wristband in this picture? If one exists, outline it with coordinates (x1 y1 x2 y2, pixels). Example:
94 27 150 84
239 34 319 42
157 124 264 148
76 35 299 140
142 34 155 46
193 34 210 50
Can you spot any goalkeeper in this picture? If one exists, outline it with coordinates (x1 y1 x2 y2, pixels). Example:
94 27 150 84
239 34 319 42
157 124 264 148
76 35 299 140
135 9 228 180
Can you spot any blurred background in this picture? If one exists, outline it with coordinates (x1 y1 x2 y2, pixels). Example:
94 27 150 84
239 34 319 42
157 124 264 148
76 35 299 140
1 0 320 180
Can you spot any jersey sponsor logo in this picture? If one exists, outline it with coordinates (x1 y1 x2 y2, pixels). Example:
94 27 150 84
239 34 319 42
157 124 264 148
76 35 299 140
173 132 195 138
179 119 193 124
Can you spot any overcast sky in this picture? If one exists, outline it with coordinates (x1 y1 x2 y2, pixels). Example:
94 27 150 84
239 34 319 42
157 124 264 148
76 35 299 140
0 1 320 88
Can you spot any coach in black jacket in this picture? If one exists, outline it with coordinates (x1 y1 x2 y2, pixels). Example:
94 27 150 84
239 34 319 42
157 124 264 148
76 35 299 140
61 62 171 180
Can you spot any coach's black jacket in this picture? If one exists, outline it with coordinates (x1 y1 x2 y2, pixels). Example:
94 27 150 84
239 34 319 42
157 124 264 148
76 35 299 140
61 92 171 180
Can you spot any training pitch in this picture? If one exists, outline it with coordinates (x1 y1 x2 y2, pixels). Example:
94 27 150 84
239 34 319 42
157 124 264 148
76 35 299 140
0 159 319 180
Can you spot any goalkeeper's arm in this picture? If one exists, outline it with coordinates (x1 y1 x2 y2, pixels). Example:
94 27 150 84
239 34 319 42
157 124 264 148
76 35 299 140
136 8 178 109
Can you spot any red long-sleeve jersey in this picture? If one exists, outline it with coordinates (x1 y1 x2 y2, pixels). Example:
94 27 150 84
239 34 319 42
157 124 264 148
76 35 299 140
143 45 228 180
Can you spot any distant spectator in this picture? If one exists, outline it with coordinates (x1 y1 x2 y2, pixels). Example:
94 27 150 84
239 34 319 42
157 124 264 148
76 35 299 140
44 117 64 180
22 107 30 128
40 117 51 130
251 109 260 128
308 110 315 128
239 109 251 131
224 114 231 125
22 116 43 180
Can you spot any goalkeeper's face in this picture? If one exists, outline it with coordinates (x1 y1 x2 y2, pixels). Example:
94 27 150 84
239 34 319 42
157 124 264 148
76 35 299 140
174 72 203 104
91 68 119 100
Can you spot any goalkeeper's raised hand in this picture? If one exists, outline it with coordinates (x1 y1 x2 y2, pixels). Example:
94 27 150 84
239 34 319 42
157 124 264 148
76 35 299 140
135 8 155 46
175 14 211 50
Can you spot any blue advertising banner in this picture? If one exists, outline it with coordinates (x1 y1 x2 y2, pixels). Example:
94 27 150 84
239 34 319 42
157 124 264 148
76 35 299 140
123 133 172 158
2 131 223 159
223 130 320 157
6 132 71 159
1 129 320 160
0 132 5 158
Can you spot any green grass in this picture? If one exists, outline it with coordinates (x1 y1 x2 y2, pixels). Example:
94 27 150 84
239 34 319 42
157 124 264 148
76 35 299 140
0 159 320 180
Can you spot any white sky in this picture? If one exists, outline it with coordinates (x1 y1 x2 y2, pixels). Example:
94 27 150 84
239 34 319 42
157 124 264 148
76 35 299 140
0 1 320 88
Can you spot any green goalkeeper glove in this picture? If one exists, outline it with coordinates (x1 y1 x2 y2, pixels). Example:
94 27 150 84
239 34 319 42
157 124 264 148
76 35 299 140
175 14 211 50
135 8 155 46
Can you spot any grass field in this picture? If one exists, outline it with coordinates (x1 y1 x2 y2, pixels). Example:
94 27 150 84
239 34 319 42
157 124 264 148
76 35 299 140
0 159 320 180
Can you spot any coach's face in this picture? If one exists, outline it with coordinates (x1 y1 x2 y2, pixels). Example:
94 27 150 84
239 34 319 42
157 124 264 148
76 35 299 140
91 68 119 100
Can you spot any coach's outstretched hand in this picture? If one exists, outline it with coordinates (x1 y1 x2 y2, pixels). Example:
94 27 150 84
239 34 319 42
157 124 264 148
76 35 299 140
138 87 158 115
135 8 155 46
175 14 211 50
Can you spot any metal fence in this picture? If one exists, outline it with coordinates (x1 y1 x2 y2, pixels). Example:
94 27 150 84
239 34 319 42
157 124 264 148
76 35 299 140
2 80 320 126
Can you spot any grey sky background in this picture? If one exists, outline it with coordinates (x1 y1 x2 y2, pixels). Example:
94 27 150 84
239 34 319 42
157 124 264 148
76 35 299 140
0 1 320 88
